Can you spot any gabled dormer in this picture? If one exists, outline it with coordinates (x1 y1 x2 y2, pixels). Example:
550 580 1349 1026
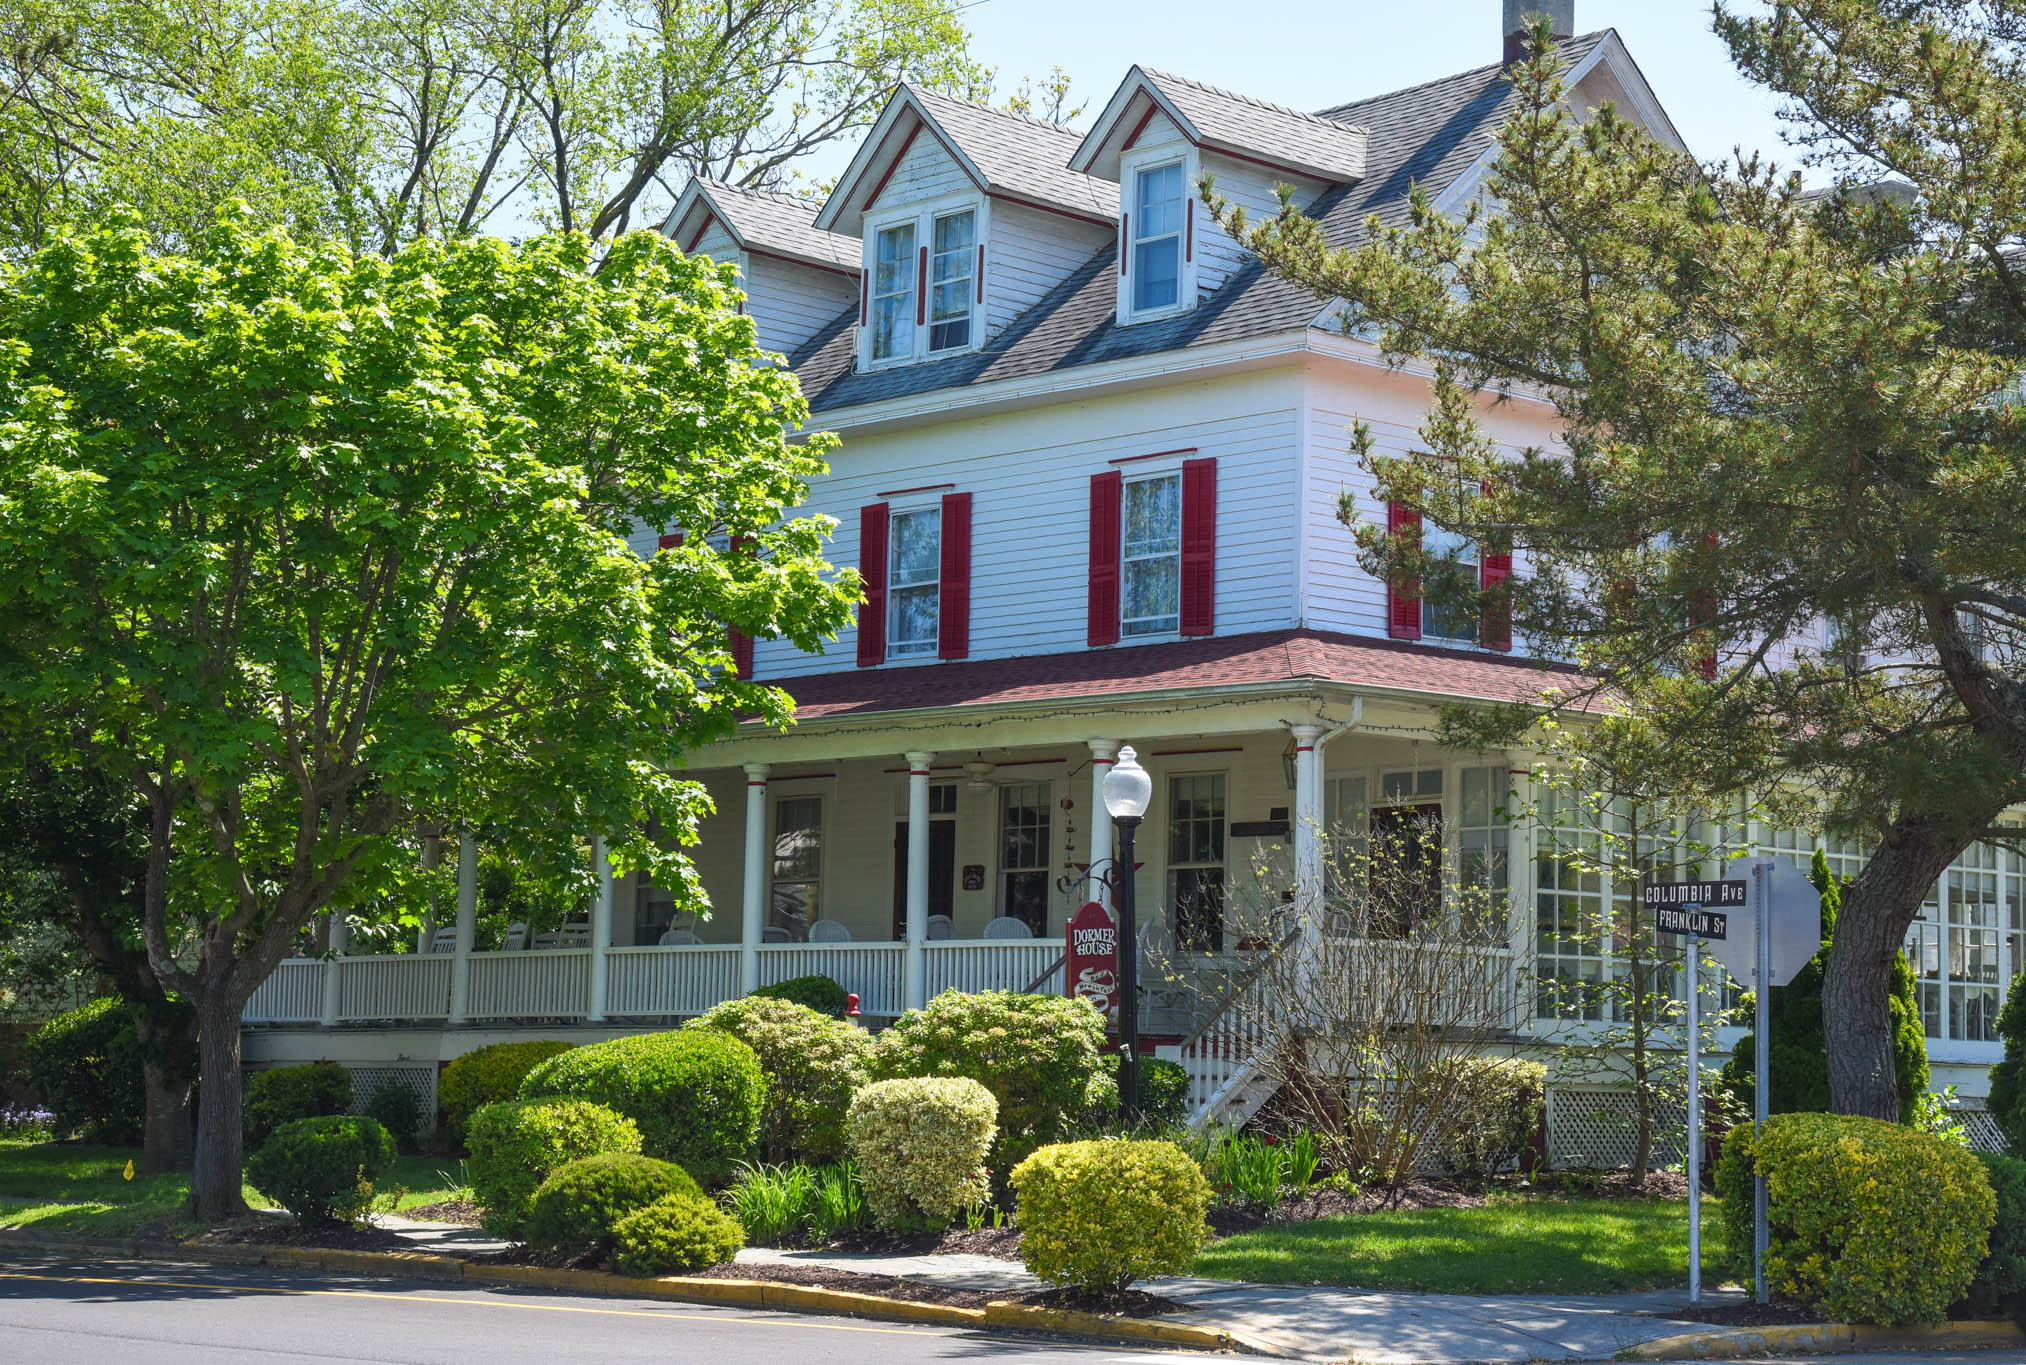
816 85 1114 371
664 180 860 357
1071 66 1368 326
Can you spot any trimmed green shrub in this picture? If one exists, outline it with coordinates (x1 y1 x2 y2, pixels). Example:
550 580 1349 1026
18 997 151 1141
845 1076 996 1230
1723 850 1928 1122
246 1115 397 1226
1434 1057 1546 1183
465 1097 641 1237
611 1192 746 1276
751 974 848 1019
868 990 1113 1172
244 1061 354 1149
1133 1057 1190 1130
519 1030 765 1184
1961 1153 2026 1322
1717 1112 1994 1324
524 1152 701 1258
1012 1139 1211 1295
1988 975 2026 1156
362 1082 424 1148
440 1041 576 1144
685 996 870 1162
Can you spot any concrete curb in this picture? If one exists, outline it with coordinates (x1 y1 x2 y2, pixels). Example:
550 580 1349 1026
0 1230 1236 1353
1618 1316 2026 1359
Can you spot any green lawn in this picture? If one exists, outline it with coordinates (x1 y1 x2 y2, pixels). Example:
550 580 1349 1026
1192 1195 1728 1295
0 1138 469 1236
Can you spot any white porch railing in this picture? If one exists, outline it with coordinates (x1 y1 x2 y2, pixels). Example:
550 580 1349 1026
246 959 328 1023
466 949 592 1019
925 940 1062 998
607 945 741 1017
757 943 906 1016
337 954 452 1021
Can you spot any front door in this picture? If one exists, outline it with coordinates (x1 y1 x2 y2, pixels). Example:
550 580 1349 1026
893 820 957 938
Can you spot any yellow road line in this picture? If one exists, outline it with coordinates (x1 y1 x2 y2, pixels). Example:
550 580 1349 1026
0 1269 943 1338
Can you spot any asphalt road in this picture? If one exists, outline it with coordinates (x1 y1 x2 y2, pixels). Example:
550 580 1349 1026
0 1256 1210 1365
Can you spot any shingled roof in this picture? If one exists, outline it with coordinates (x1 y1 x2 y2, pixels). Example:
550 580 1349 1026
906 87 1115 221
791 31 1616 415
668 180 857 275
1071 66 1369 184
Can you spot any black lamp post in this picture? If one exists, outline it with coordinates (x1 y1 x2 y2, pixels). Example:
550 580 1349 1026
1102 745 1151 1120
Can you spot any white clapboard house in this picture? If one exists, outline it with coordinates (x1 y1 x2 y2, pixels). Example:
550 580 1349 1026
245 2 2020 1153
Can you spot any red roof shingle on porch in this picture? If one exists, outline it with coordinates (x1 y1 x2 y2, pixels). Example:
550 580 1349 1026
765 629 1581 722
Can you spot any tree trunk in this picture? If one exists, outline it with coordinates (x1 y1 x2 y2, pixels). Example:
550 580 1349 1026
134 1006 198 1173
1824 830 1964 1119
186 991 250 1221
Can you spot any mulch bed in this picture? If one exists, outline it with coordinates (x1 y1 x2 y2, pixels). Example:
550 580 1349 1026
195 1220 415 1253
1660 1300 1824 1327
691 1261 1187 1318
819 1224 1023 1258
400 1199 483 1226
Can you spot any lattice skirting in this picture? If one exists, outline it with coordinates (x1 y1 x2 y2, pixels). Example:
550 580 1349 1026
346 1064 438 1133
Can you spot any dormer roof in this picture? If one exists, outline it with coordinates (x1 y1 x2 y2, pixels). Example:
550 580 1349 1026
665 179 858 276
814 84 1114 237
1071 65 1370 184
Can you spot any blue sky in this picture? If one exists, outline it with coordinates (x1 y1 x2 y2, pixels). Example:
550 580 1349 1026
953 0 1804 173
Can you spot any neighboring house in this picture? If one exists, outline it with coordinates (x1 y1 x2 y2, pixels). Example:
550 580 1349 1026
245 3 2018 1154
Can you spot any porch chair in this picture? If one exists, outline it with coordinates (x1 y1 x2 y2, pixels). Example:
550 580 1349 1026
762 925 793 943
658 927 701 945
503 921 529 951
428 926 459 954
925 914 954 941
980 916 1033 940
807 920 852 943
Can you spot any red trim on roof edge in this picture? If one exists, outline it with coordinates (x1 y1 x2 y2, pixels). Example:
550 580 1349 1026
861 123 922 212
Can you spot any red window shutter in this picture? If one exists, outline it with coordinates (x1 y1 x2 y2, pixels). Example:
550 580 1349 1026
1480 550 1513 652
857 503 889 667
1088 471 1123 646
916 245 928 326
1119 214 1129 276
729 629 755 679
1180 457 1217 637
938 492 972 660
860 269 869 326
1387 501 1423 641
657 531 684 550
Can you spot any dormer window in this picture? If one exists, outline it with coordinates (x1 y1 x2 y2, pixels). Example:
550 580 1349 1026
871 222 917 361
929 210 975 351
1132 162 1185 312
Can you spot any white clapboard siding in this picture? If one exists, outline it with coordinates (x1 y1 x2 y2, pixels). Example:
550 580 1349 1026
742 259 857 358
749 368 1305 680
1194 152 1326 298
984 201 1112 340
689 223 742 261
866 134 975 215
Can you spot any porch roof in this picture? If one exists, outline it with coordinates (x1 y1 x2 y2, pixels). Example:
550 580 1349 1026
763 629 1586 723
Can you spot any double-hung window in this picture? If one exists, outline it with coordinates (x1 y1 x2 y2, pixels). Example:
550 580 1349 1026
1132 162 1184 313
1421 519 1481 643
1121 472 1181 635
929 210 975 352
871 222 917 361
887 505 941 656
999 782 1052 935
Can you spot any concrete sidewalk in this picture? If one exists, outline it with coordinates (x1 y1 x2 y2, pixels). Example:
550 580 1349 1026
735 1245 1742 1363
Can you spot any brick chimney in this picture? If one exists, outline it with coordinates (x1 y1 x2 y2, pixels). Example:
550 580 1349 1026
1504 0 1574 66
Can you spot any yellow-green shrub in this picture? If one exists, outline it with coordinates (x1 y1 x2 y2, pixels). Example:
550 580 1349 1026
1716 1112 1994 1324
465 1096 641 1237
844 1077 995 1230
1011 1139 1210 1295
684 996 870 1161
611 1192 746 1276
440 1040 576 1143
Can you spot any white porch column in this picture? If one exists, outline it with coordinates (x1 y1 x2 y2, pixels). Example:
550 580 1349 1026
741 764 769 995
1087 740 1118 910
903 750 936 1010
1292 724 1325 931
319 912 347 1027
448 831 477 1025
587 836 614 1023
416 835 441 953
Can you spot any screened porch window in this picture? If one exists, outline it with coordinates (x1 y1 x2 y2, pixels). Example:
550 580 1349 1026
770 796 822 938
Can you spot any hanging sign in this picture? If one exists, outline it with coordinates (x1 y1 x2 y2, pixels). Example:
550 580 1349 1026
1064 900 1119 1025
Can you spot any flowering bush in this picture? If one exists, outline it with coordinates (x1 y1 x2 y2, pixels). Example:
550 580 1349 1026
611 1192 746 1275
439 1040 576 1143
465 1096 641 1237
1012 1139 1210 1295
520 1030 765 1184
845 1077 996 1230
685 996 870 1161
867 991 1112 1172
524 1152 701 1258
1717 1112 1994 1324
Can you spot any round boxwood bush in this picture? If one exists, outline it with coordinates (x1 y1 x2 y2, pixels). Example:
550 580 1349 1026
465 1097 642 1237
685 996 870 1162
439 1040 576 1143
750 975 848 1019
612 1191 746 1276
1961 1152 2026 1321
244 1061 353 1149
246 1115 397 1226
868 990 1113 1172
846 1076 996 1230
362 1082 425 1148
1717 1112 1995 1324
519 1030 765 1184
19 998 151 1141
1012 1139 1211 1295
525 1152 702 1258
